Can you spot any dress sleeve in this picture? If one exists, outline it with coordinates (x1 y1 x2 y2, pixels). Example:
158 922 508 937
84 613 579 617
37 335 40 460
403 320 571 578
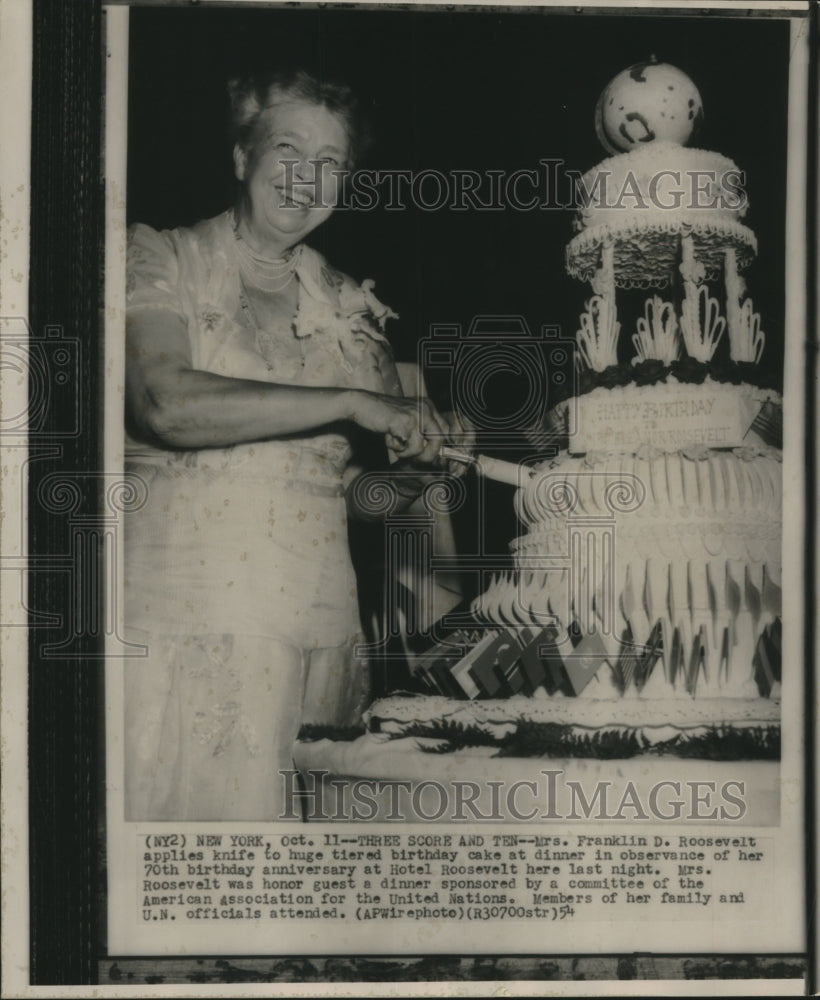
126 223 187 321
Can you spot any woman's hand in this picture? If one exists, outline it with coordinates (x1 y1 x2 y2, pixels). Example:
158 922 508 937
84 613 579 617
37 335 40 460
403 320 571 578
349 390 452 464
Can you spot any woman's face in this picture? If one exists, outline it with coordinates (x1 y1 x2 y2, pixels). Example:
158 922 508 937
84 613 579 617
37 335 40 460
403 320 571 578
234 96 350 255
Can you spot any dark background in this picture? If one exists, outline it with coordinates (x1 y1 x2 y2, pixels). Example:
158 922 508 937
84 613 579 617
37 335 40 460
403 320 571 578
128 5 788 383
127 4 790 581
28 1 805 988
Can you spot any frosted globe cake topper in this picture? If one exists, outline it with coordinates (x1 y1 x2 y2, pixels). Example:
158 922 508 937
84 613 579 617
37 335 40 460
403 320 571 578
566 60 765 369
594 56 703 154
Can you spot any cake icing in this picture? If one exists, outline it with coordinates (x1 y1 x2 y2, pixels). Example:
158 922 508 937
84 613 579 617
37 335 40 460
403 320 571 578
470 61 782 716
297 60 782 773
478 444 781 697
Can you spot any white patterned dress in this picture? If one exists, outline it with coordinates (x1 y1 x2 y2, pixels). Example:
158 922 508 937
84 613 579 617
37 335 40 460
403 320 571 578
124 211 397 820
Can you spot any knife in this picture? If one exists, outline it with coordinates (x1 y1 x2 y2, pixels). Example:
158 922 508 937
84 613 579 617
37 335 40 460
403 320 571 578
439 446 533 487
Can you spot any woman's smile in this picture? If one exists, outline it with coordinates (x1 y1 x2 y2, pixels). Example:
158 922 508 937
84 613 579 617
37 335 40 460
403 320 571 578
234 97 350 256
273 184 314 208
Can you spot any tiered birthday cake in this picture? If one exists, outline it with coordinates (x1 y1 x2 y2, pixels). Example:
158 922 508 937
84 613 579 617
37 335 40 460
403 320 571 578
295 61 781 813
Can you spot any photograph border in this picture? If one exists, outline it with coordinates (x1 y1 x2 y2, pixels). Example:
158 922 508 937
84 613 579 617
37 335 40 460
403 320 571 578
9 0 816 993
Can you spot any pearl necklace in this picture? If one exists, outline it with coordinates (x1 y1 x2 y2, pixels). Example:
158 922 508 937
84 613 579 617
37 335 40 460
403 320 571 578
233 220 299 294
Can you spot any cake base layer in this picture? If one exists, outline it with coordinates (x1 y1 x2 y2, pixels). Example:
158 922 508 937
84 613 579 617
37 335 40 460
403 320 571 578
365 693 779 739
293 737 778 825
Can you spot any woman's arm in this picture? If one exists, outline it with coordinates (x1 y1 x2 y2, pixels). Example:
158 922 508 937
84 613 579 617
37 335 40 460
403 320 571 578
126 307 449 456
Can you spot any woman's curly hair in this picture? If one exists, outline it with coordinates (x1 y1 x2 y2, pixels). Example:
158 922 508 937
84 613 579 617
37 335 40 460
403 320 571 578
227 67 372 169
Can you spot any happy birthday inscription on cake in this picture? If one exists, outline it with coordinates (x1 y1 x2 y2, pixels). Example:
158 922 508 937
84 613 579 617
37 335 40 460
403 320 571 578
569 385 749 454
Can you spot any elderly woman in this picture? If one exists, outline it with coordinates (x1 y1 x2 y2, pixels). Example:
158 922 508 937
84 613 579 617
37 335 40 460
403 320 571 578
124 68 452 820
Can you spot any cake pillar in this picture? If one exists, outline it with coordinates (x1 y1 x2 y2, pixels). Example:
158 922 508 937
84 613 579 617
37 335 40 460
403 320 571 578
679 232 699 354
679 231 725 362
576 241 619 371
600 242 614 294
724 247 742 358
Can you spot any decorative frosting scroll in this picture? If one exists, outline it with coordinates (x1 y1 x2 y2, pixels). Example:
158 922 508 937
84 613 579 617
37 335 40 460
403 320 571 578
724 248 765 363
632 295 680 365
